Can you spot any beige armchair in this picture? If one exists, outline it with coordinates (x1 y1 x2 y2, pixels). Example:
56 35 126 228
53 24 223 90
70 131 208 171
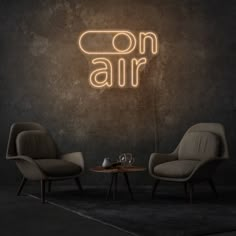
6 122 84 203
149 123 229 203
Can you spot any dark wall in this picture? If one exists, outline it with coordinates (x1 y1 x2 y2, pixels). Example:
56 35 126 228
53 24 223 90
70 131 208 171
0 0 235 185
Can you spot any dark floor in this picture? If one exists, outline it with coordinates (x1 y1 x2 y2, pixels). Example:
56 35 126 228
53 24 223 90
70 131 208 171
1 185 236 236
0 186 130 236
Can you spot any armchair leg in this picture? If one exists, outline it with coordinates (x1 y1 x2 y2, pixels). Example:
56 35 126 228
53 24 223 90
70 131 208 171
74 177 83 192
188 182 193 204
48 181 52 193
208 178 218 198
152 180 160 199
17 177 27 196
184 182 188 198
41 180 46 203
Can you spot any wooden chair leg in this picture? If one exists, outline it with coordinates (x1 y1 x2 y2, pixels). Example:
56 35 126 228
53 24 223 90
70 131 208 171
74 177 83 192
17 177 27 196
41 180 46 203
208 178 218 198
48 181 52 193
152 180 160 199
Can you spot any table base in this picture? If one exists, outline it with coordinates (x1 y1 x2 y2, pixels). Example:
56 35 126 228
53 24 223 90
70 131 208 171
106 172 134 200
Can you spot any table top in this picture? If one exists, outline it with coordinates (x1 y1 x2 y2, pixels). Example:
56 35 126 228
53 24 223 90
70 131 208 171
90 165 146 173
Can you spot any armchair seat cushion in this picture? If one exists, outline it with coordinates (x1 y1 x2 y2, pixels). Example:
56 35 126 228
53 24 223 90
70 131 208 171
154 160 199 178
35 159 82 177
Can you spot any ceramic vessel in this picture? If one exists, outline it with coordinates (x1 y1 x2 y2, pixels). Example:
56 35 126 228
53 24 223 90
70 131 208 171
102 157 112 168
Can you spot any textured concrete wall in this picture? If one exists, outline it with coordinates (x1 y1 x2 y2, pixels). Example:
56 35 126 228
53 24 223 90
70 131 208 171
0 0 235 185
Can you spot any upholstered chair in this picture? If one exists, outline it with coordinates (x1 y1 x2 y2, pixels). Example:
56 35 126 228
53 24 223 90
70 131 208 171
6 122 84 203
149 123 229 203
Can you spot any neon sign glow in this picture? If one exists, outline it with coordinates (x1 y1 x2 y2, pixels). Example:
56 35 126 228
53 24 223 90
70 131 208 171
78 30 158 88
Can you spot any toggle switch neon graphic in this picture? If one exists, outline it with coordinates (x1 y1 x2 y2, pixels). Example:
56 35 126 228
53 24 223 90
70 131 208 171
78 30 158 88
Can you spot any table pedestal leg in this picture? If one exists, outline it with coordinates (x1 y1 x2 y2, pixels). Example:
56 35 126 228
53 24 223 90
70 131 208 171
114 173 118 200
106 173 114 200
123 172 134 200
107 172 134 200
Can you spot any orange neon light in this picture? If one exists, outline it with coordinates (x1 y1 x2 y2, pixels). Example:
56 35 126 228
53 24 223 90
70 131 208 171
131 58 147 87
78 30 158 88
139 32 158 55
78 30 136 55
89 57 113 88
118 58 126 87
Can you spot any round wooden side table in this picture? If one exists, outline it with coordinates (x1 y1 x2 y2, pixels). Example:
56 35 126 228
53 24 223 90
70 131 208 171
90 166 146 200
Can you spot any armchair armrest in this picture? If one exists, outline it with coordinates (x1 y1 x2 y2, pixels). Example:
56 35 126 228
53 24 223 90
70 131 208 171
7 155 36 164
149 152 178 177
59 152 84 172
6 155 46 180
189 157 224 181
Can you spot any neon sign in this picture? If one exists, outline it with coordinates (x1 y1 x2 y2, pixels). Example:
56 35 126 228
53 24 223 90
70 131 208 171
78 30 158 88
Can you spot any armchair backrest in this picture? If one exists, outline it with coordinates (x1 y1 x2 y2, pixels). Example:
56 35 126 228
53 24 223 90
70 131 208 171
175 123 229 160
16 130 57 159
6 122 57 159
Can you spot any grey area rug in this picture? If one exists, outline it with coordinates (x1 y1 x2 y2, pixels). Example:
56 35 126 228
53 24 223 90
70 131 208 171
30 186 236 236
